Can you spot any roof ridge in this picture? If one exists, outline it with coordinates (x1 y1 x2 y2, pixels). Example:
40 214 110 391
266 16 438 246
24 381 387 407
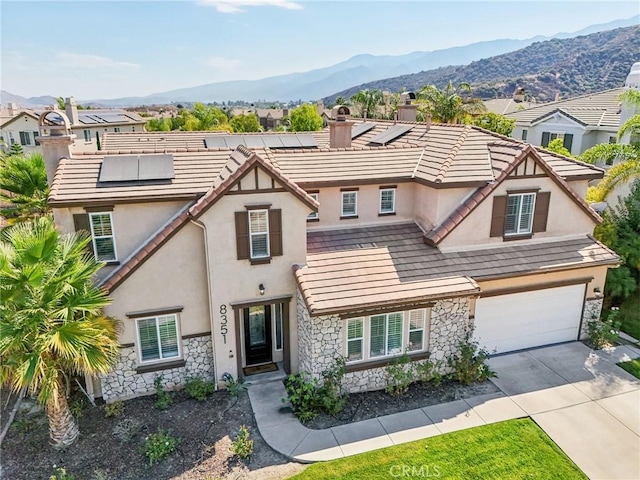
434 126 471 183
506 87 624 114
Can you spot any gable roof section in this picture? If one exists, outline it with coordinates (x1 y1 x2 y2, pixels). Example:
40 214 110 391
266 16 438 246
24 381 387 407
0 111 40 129
424 143 602 246
530 108 588 127
100 146 317 293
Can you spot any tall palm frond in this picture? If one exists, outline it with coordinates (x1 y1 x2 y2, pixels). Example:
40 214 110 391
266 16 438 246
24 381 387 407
0 153 50 224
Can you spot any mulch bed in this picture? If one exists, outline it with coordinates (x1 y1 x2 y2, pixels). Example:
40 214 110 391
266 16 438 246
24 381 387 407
1 389 300 480
305 379 500 430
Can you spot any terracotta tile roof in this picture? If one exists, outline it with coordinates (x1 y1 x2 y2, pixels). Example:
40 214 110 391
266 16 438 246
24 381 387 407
423 143 603 246
296 223 618 316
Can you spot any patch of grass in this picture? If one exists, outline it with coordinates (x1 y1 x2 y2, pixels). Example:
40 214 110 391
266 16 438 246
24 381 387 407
616 290 640 340
289 418 586 480
617 358 640 379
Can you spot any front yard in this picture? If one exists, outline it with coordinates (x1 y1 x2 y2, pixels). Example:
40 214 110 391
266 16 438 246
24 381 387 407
616 288 640 340
617 358 640 379
290 418 587 480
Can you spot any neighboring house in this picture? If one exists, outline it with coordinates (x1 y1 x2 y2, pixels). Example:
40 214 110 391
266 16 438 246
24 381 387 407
506 88 624 155
0 98 146 154
37 108 617 402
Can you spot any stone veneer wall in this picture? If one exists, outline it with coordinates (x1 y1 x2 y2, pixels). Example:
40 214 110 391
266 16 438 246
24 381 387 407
296 289 473 394
100 335 214 402
580 297 605 340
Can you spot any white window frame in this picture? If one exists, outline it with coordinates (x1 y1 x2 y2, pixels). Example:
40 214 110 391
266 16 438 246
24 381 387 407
341 191 357 217
249 209 270 259
307 193 319 220
89 212 118 262
407 309 426 352
521 129 528 141
505 192 536 236
83 129 91 142
273 303 283 352
346 318 364 362
19 131 31 146
135 313 182 365
379 188 396 214
369 312 404 359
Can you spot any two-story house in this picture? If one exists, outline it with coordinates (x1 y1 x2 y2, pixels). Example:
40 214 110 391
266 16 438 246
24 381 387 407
38 104 618 402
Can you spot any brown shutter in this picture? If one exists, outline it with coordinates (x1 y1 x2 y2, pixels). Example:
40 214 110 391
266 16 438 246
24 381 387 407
490 196 508 237
235 211 250 260
532 191 551 233
269 209 283 257
73 213 95 256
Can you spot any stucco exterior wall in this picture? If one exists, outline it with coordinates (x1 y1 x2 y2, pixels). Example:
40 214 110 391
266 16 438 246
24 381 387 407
1 114 41 154
440 175 598 249
70 124 144 153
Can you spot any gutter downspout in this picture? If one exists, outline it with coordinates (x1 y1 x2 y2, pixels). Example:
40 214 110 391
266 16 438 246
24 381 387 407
190 217 219 389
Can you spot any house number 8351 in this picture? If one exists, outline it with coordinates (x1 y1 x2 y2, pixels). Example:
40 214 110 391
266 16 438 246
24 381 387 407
219 304 228 344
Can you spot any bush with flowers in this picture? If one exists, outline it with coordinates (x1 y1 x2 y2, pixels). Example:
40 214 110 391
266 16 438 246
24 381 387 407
588 307 621 349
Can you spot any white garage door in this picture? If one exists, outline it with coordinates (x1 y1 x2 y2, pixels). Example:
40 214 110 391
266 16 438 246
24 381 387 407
474 284 585 354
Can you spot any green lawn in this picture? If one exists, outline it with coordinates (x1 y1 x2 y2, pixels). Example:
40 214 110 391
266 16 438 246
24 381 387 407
617 358 640 379
290 418 586 480
616 289 640 340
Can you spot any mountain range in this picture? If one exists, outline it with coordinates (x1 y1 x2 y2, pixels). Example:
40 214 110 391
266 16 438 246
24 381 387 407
1 15 637 107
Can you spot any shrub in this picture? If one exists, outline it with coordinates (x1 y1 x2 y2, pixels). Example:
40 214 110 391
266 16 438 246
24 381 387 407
318 357 347 415
415 358 443 386
385 353 415 395
283 373 320 422
184 377 215 401
230 425 254 460
69 397 86 419
112 418 142 442
154 375 173 410
144 429 179 465
448 331 497 385
103 400 124 418
49 467 74 480
12 416 35 433
221 372 247 397
588 307 621 349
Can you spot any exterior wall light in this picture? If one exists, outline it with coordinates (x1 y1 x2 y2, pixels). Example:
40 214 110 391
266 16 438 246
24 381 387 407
259 283 265 296
593 287 602 298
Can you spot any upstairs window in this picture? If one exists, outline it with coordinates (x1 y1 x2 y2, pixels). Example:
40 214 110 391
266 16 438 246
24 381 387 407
307 193 319 221
341 191 357 218
379 188 396 214
19 131 32 146
505 193 536 236
89 212 117 261
235 208 282 263
521 129 528 141
541 132 573 153
249 209 270 259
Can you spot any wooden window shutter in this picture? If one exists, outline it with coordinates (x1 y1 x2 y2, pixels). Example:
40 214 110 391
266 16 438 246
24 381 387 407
532 192 551 233
562 134 573 152
269 209 283 257
73 213 95 256
541 132 550 147
235 211 250 260
490 196 508 237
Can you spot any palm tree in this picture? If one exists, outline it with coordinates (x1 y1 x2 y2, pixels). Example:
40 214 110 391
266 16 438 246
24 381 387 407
0 216 120 448
588 159 640 202
350 89 384 119
0 153 50 224
418 81 486 124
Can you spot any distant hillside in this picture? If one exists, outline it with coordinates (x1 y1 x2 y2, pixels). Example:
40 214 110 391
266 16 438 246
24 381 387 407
324 25 640 104
0 91 57 108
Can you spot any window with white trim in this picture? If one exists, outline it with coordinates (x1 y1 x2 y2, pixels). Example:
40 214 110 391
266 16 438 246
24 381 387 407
136 314 180 363
249 209 269 259
89 212 117 262
83 129 91 142
379 188 396 214
505 193 536 236
341 191 357 217
407 309 425 351
307 193 319 220
370 312 403 358
19 131 32 146
347 318 364 361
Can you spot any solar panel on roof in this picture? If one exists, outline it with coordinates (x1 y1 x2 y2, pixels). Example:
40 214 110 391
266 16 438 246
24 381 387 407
223 137 244 149
138 155 174 180
261 135 284 148
351 122 375 139
243 136 266 148
295 134 318 148
99 154 174 183
78 114 99 125
280 135 301 148
369 124 413 145
204 137 228 148
204 134 317 149
96 114 129 123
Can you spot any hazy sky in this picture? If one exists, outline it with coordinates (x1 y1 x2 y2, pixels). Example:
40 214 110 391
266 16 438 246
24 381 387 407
2 0 638 100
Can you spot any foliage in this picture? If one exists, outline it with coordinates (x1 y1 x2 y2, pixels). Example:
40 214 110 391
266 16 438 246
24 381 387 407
384 352 415 395
9 143 24 156
112 417 142 442
145 118 172 132
221 372 247 397
350 89 384 119
448 331 496 385
56 97 66 110
617 358 640 380
230 425 254 460
0 153 50 224
0 216 119 447
615 287 640 339
144 429 179 465
414 358 443 385
184 377 215 401
50 467 75 480
153 375 173 409
318 356 346 415
417 81 486 124
588 160 640 203
229 113 261 133
289 104 323 132
579 143 639 166
471 112 515 136
103 400 124 418
181 103 230 131
12 415 36 433
545 138 573 157
69 397 86 419
588 307 621 349
283 373 320 422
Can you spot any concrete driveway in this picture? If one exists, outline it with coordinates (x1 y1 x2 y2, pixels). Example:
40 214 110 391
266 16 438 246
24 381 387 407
488 342 640 480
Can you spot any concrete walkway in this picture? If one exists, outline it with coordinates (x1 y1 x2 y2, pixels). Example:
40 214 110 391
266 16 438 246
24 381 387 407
249 342 640 476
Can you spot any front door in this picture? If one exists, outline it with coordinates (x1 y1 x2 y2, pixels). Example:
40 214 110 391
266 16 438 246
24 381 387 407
243 305 272 365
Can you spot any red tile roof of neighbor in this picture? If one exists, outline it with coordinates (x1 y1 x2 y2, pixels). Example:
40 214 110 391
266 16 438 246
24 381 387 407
295 223 619 316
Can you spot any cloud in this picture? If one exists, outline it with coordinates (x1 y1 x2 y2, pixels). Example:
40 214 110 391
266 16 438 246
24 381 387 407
204 56 242 70
197 0 303 14
56 52 140 70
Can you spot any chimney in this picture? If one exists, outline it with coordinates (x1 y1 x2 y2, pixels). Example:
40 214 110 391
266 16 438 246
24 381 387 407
554 92 560 102
316 100 324 115
513 87 525 103
425 114 432 131
65 97 79 125
329 105 354 148
36 111 76 187
283 108 289 118
8 102 17 116
397 92 417 122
